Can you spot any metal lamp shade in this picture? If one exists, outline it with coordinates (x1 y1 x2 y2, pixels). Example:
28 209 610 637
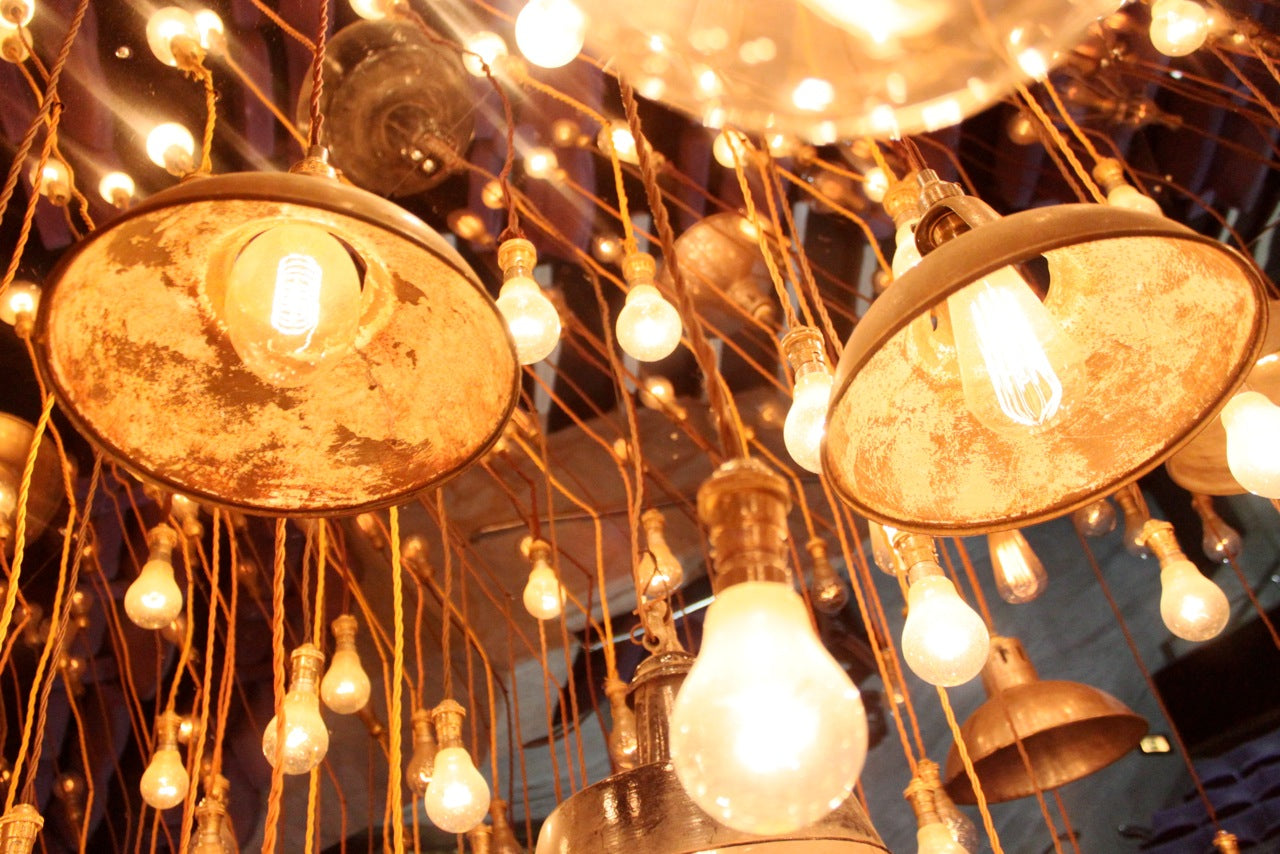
943 636 1147 804
1167 300 1280 495
660 213 777 334
35 171 518 515
823 204 1269 534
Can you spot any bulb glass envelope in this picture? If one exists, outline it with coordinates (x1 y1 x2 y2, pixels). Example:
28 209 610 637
572 0 1117 141
1166 299 1280 495
823 202 1268 534
35 171 519 515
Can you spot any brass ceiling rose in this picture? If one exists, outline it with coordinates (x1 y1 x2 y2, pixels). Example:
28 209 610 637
35 170 519 515
943 636 1147 804
823 196 1269 534
1166 300 1280 495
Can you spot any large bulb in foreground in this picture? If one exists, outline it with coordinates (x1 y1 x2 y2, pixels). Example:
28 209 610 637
125 525 183 630
224 223 362 387
616 285 682 362
320 615 372 715
669 581 868 835
987 529 1048 604
901 575 990 687
1159 557 1230 642
514 0 585 69
1220 391 1280 498
948 266 1079 431
262 644 329 775
1150 0 1210 57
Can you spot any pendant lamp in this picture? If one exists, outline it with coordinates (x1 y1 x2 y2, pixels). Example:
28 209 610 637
823 172 1269 534
943 636 1147 804
35 156 519 515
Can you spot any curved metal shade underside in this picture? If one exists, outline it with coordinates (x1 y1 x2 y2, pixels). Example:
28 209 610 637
824 205 1268 534
37 172 518 515
536 762 888 853
1166 299 1280 495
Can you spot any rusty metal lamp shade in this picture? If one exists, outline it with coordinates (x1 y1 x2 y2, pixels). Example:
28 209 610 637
660 213 777 335
943 636 1147 804
34 171 519 515
0 413 65 552
299 19 475 198
1167 299 1280 495
823 197 1269 534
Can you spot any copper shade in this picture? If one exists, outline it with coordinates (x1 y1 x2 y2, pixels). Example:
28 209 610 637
824 197 1269 534
660 213 776 334
0 413 64 552
35 171 519 515
1167 299 1280 495
943 636 1147 804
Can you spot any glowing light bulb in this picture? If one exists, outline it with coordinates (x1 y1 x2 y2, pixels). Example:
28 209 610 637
98 171 135 207
712 130 748 169
1191 494 1242 564
1159 557 1230 641
29 159 70 205
901 574 990 687
407 710 438 797
140 714 189 810
223 223 362 387
194 9 224 52
1 0 33 26
146 7 201 67
605 680 638 770
591 233 623 264
801 0 946 45
1150 0 1210 57
523 147 559 180
0 280 41 331
807 537 849 613
948 266 1080 431
617 252 682 362
782 327 833 474
598 121 639 165
868 521 901 574
425 700 491 833
916 759 980 853
1220 391 1280 498
497 238 561 365
349 0 395 21
1116 485 1153 559
862 167 889 203
463 31 508 77
145 122 196 175
988 529 1048 604
1107 184 1162 216
892 220 922 278
522 537 565 620
262 644 329 775
918 821 968 854
791 77 835 112
670 581 867 834
1072 498 1116 537
481 180 505 210
320 615 371 715
514 0 585 69
125 525 183 630
638 508 683 598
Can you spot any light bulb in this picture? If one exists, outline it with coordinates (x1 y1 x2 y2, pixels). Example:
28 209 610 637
425 701 491 833
170 493 203 538
868 521 901 574
481 180 505 210
0 280 41 331
349 0 395 19
320 614 371 715
1191 495 1242 564
1072 497 1117 537
638 508 683 598
1106 184 1162 216
807 537 849 613
917 821 969 854
605 680 639 770
146 7 201 67
497 239 561 365
29 159 69 204
463 31 508 77
145 122 196 175
523 146 559 180
712 130 748 169
1220 391 1280 498
901 574 990 687
1 0 33 26
782 327 834 474
125 525 183 630
988 529 1048 604
948 265 1080 431
591 233 623 264
514 0 585 69
522 563 564 620
193 9 224 52
407 709 438 797
916 759 980 853
1116 485 1152 558
262 644 329 775
599 121 639 165
892 220 922 279
98 171 135 207
670 581 867 834
1159 557 1230 641
140 714 189 810
223 223 362 387
1 22 29 64
1150 0 1210 57
863 167 889 203
617 252 682 362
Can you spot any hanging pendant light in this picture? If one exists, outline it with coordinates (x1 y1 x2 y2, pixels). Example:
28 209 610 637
824 171 1269 534
942 636 1147 804
536 647 888 853
35 153 519 515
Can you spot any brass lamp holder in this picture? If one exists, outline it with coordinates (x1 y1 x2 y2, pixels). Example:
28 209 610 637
431 699 467 750
288 644 325 692
696 457 792 591
1137 519 1183 564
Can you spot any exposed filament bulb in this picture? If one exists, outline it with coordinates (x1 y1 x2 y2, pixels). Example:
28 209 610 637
270 254 324 336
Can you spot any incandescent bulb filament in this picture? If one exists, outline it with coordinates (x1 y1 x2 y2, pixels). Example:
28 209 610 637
125 524 183 630
320 614 372 715
1139 520 1230 642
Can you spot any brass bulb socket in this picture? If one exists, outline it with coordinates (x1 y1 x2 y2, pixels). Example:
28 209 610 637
1091 157 1126 192
882 171 923 226
622 252 657 287
431 699 467 749
893 532 940 579
781 325 827 376
289 146 338 179
411 708 436 744
155 711 183 750
903 775 941 826
697 458 792 591
640 508 667 536
331 614 359 645
289 643 325 687
498 238 537 276
1137 520 1181 561
146 523 179 554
